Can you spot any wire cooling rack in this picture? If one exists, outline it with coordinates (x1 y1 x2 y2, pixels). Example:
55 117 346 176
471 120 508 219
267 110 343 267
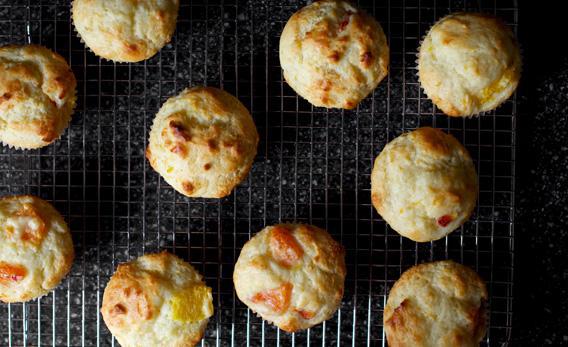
0 0 517 345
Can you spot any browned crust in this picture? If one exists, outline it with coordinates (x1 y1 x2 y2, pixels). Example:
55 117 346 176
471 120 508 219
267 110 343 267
146 86 259 199
384 299 426 347
412 127 454 157
281 0 389 109
384 261 488 346
182 181 195 195
101 263 155 329
0 195 74 303
101 251 179 330
234 223 346 333
418 13 521 117
371 127 478 242
101 251 209 346
72 0 180 63
0 44 77 148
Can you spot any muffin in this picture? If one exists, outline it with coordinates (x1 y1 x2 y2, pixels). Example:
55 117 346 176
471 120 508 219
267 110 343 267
418 12 521 116
101 251 213 347
371 127 477 242
384 260 488 347
72 0 179 62
146 86 259 198
0 195 74 303
279 0 389 109
233 224 346 332
0 44 76 149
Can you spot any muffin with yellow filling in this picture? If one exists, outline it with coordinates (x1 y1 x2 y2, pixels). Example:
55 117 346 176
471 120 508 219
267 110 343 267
418 13 521 116
101 251 213 347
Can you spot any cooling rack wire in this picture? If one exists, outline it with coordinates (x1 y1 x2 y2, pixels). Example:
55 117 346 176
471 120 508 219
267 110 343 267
0 0 516 345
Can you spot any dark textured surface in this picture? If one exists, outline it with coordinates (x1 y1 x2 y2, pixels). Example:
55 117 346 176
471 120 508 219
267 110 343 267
0 0 523 346
514 3 568 344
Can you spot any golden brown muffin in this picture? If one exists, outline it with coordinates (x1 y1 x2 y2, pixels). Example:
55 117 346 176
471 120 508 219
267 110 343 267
418 13 521 116
233 224 346 332
0 195 74 303
146 86 259 198
0 44 76 149
72 0 179 62
371 127 478 242
101 251 213 347
279 0 389 109
384 260 488 347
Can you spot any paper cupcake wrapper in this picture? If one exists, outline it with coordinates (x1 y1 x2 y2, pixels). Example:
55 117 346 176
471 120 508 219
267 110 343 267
1 95 76 151
71 0 174 64
415 13 522 118
71 0 132 64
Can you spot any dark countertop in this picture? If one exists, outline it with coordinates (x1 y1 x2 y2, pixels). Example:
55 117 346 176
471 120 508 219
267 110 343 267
514 3 568 344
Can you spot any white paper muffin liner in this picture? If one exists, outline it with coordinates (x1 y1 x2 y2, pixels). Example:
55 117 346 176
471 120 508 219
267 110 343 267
71 0 177 64
415 12 522 118
0 65 77 151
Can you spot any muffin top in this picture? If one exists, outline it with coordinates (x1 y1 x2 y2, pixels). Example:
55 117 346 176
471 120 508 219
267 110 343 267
101 252 213 347
72 0 179 62
279 0 389 109
371 127 478 242
146 86 259 198
233 224 346 332
418 12 521 116
384 260 488 347
0 195 74 303
0 44 76 149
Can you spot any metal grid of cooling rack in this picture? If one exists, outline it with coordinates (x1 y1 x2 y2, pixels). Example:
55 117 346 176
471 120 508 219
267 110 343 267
0 0 516 345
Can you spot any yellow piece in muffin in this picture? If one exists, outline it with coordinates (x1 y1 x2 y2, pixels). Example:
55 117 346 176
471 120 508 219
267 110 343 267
170 285 214 323
418 13 521 116
101 251 213 347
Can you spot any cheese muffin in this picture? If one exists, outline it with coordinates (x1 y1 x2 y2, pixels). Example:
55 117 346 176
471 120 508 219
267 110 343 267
371 127 477 242
101 251 213 347
146 86 259 198
384 260 488 347
72 0 179 62
0 195 74 303
279 0 389 109
0 44 76 149
233 224 346 332
418 12 521 116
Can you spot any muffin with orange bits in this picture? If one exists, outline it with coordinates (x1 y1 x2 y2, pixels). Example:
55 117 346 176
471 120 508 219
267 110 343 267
0 195 74 303
101 251 213 347
233 224 346 332
280 0 389 109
